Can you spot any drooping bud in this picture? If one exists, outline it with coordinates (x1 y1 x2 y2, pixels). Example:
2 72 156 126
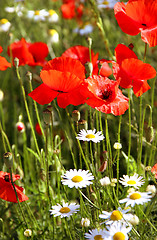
3 152 13 168
72 110 80 122
145 125 155 143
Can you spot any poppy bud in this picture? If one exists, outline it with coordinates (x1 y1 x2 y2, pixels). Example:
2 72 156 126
78 119 88 130
14 57 19 68
43 109 52 125
145 126 155 143
26 71 32 81
72 110 80 122
128 43 134 50
85 62 93 77
3 152 13 168
16 122 25 133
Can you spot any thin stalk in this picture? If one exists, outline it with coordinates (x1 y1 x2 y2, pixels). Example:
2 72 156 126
127 89 132 174
138 205 157 232
79 189 100 210
116 115 122 196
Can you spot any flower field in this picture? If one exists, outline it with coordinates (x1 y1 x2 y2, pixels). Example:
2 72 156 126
0 0 157 239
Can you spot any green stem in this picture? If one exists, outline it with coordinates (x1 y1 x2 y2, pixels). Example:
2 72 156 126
138 205 157 232
79 189 100 210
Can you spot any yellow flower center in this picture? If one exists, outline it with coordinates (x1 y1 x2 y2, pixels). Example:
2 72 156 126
59 207 70 213
72 175 83 182
0 18 8 24
103 1 109 5
49 29 57 36
110 210 123 221
35 10 40 15
94 235 104 240
86 134 96 139
130 193 141 200
49 9 56 16
113 232 125 240
127 180 136 185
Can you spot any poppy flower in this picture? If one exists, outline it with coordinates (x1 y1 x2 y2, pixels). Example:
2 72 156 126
0 171 28 203
61 0 83 20
151 163 157 179
28 56 89 108
112 44 156 97
0 46 11 70
85 75 129 116
114 0 157 47
7 38 49 67
35 123 42 135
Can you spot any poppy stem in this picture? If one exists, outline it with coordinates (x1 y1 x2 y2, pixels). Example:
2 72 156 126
143 43 147 62
9 169 28 228
78 189 100 210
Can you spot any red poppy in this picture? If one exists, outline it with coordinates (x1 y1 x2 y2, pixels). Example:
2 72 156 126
0 46 11 70
0 171 28 203
61 0 83 19
35 123 42 135
112 44 156 97
114 0 157 47
7 38 49 67
62 45 99 75
151 163 157 179
28 56 89 108
85 75 129 116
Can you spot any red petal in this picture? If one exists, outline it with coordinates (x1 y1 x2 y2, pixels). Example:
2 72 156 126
28 42 48 65
40 70 84 92
0 171 20 182
0 56 11 70
141 27 157 47
99 62 112 77
114 2 141 35
61 3 75 19
28 83 58 105
133 80 151 97
115 44 137 65
42 57 85 80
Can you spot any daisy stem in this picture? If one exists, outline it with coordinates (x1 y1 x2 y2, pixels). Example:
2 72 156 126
138 205 157 232
78 189 100 210
116 115 122 196
9 169 28 228
15 65 40 156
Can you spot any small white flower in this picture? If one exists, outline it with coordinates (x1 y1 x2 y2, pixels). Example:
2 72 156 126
81 218 90 227
99 207 131 225
24 229 32 237
0 19 11 32
113 142 122 150
76 129 104 143
128 214 139 226
49 202 80 218
47 9 59 22
97 0 120 9
27 9 48 21
119 191 152 207
74 24 93 35
0 89 4 102
84 228 106 239
100 176 111 186
61 169 94 189
111 178 117 183
48 29 59 43
119 173 145 189
104 222 132 240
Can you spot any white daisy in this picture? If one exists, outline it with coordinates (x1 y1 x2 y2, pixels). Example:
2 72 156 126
0 19 11 32
99 207 132 225
27 9 48 21
97 0 120 9
47 9 59 22
49 202 80 218
119 173 145 189
104 222 132 240
76 129 104 143
48 29 59 43
119 191 152 207
84 228 106 240
73 24 93 36
113 142 122 150
61 169 94 189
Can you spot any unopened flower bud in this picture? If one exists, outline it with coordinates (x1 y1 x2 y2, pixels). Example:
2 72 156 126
78 119 87 130
100 176 110 186
128 43 134 50
24 229 32 237
146 185 156 195
3 152 13 168
26 71 32 81
145 166 152 171
0 89 4 102
14 57 19 68
16 122 25 133
127 188 135 194
81 218 90 227
128 214 139 226
111 178 117 183
85 62 93 77
72 110 80 122
43 109 52 125
145 126 155 143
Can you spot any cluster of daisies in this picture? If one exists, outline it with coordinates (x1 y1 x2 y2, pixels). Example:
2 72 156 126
49 129 156 239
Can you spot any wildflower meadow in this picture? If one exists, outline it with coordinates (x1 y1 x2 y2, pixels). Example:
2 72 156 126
0 0 157 239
